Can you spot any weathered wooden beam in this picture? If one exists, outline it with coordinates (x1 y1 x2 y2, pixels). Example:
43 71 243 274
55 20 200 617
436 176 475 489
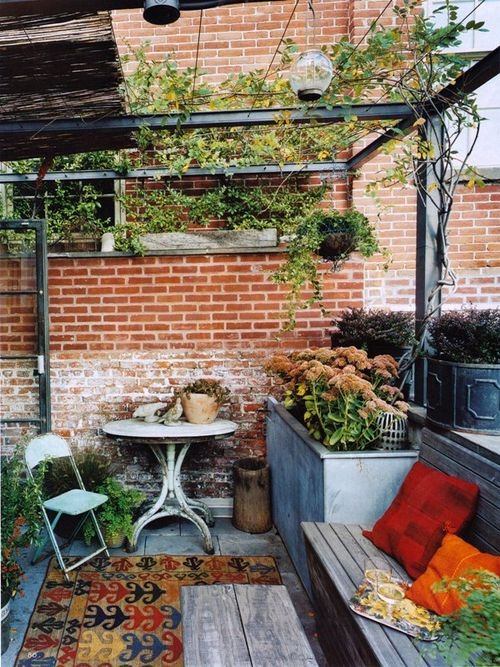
140 229 278 251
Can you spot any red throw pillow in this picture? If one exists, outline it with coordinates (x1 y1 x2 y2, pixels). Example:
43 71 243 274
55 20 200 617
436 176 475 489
406 534 500 615
362 462 479 579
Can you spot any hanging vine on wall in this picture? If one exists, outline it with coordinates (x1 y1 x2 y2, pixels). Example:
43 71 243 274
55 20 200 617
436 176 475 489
114 180 327 253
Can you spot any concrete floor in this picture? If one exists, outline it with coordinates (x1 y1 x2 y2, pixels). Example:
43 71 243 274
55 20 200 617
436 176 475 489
1 518 328 666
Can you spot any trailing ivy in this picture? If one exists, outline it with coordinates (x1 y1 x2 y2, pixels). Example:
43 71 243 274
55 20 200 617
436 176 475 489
115 180 327 254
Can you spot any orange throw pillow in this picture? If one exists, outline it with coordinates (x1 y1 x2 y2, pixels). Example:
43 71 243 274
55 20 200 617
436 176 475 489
406 534 500 615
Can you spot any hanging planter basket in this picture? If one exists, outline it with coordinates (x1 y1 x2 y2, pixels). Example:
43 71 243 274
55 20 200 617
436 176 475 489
317 232 357 262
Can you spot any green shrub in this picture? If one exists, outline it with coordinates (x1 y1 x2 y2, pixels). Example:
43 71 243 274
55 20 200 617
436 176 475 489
331 308 415 348
427 308 500 364
43 446 113 497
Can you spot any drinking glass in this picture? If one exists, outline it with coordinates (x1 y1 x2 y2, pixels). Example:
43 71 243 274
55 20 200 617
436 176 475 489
377 581 405 617
363 556 392 592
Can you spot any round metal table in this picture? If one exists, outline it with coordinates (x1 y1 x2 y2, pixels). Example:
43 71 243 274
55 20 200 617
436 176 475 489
102 418 238 554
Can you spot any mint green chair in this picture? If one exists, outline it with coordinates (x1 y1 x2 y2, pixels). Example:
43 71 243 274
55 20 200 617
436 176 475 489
25 434 110 580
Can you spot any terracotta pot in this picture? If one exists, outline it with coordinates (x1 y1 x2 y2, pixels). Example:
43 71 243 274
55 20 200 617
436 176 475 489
181 393 220 424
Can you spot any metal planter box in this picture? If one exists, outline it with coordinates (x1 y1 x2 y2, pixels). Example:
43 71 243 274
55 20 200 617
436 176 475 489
427 358 500 434
266 398 418 596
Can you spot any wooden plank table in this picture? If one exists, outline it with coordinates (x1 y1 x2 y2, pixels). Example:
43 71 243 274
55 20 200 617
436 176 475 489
181 584 319 667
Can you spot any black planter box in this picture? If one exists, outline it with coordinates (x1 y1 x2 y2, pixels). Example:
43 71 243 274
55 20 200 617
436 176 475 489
427 358 500 434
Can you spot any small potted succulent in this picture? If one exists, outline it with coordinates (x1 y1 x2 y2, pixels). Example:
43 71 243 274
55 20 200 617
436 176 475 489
83 477 145 549
426 308 500 433
179 378 231 424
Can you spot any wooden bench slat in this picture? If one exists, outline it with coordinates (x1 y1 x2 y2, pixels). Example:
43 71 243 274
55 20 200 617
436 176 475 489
234 585 319 666
420 437 499 504
420 429 500 554
181 584 252 667
324 525 447 666
304 522 437 667
303 523 426 667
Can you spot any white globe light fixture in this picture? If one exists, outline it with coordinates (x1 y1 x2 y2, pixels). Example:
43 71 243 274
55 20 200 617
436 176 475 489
289 49 333 101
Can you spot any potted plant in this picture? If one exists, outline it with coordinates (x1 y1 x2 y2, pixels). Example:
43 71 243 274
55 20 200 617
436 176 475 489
426 308 500 433
330 308 416 398
291 208 380 268
179 378 230 424
330 308 415 358
265 347 417 594
272 208 382 329
1 448 44 653
83 477 145 549
267 346 408 451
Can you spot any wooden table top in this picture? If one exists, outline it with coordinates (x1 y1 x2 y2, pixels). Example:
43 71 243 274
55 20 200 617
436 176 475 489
181 584 318 666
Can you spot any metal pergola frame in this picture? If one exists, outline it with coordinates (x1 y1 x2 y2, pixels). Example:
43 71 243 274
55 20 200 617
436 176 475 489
0 47 497 170
0 103 413 163
0 219 51 433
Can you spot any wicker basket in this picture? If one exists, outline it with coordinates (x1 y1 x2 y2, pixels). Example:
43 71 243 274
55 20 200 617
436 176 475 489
374 412 408 450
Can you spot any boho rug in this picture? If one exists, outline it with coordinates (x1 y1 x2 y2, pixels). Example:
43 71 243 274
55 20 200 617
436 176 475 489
15 554 282 666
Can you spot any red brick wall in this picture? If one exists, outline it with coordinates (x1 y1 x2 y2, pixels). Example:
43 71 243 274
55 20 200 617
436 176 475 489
113 1 349 78
353 157 500 309
1 250 364 497
47 253 363 352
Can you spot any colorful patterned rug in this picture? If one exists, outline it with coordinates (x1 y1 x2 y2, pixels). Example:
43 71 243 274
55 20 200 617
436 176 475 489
15 554 282 666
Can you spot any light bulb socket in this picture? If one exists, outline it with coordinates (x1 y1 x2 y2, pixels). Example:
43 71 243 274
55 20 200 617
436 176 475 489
297 88 323 102
143 0 180 25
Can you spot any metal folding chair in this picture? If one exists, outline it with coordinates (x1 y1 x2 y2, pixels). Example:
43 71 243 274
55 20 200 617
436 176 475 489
25 433 110 579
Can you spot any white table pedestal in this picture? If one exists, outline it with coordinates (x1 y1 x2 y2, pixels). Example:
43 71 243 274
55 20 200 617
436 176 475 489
102 418 238 554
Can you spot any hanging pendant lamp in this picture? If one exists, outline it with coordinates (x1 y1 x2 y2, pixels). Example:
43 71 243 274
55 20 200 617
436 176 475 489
289 49 333 101
289 0 333 101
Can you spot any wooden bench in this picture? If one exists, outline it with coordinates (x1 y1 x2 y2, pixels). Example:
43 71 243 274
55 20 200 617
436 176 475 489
302 427 499 666
181 584 319 666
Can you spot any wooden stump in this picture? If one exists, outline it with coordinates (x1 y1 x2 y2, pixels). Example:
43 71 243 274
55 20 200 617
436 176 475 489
232 458 272 533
